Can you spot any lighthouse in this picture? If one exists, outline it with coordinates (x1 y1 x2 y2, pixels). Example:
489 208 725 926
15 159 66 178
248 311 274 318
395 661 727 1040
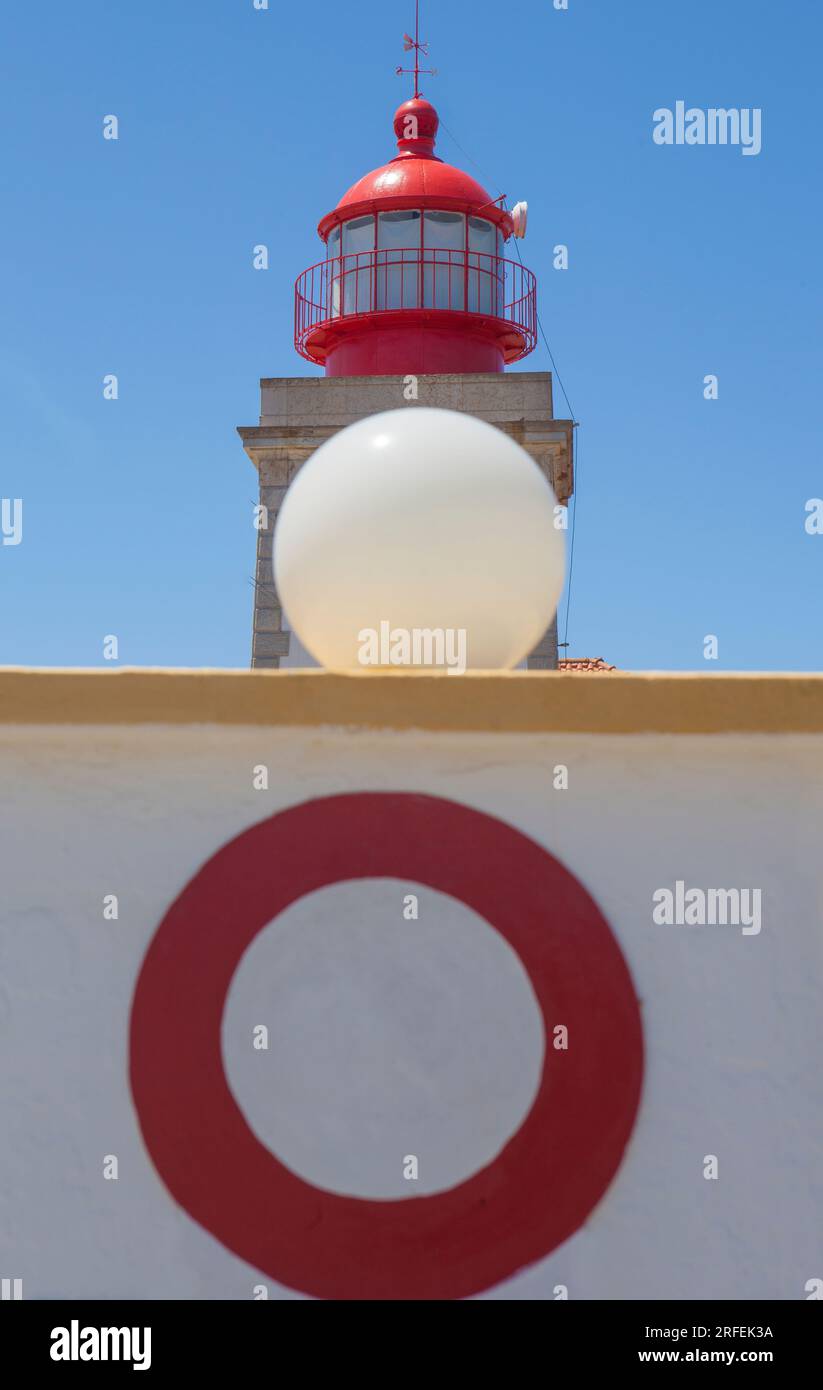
238 13 574 669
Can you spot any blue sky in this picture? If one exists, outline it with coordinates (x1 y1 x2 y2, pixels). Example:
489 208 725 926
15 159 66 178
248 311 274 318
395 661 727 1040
1 0 820 670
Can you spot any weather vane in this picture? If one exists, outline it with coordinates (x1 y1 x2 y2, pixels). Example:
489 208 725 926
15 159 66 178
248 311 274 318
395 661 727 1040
396 1 437 99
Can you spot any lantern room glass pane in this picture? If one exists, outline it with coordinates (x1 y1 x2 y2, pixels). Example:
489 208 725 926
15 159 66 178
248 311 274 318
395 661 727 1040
467 215 501 315
496 230 505 316
424 210 465 250
377 209 421 250
341 216 374 314
327 226 342 318
376 211 421 309
342 216 375 255
423 211 465 310
468 216 496 253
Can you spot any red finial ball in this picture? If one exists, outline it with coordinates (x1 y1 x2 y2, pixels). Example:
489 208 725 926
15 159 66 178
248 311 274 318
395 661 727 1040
394 97 439 155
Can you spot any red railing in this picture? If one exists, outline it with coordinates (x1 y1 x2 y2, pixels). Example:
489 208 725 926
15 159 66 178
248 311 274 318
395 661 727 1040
295 248 537 363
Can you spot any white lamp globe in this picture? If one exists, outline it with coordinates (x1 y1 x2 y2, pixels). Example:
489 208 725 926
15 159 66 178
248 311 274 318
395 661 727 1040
273 407 565 672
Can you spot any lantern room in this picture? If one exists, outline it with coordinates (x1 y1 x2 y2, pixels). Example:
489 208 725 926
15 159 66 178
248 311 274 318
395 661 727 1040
295 96 537 377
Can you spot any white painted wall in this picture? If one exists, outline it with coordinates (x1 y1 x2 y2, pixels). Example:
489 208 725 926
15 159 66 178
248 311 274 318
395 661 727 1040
1 723 821 1300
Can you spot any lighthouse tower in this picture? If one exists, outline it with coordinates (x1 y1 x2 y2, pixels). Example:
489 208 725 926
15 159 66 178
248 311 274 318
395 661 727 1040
238 19 574 668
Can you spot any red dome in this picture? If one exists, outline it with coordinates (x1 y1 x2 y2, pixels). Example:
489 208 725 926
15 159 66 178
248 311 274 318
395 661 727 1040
333 158 493 214
317 99 512 240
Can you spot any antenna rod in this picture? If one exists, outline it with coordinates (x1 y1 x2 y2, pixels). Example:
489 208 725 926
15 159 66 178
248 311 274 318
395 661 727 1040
396 3 436 96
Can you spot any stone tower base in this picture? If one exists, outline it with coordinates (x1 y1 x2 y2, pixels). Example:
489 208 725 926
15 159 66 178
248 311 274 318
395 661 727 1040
238 372 574 670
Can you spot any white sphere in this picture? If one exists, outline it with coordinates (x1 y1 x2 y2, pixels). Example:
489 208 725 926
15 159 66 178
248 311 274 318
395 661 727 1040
273 406 565 671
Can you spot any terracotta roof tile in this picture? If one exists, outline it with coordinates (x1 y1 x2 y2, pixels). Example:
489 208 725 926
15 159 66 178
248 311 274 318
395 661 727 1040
557 657 617 673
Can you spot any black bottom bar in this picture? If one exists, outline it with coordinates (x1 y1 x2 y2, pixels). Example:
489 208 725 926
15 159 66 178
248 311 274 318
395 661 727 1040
6 1299 818 1376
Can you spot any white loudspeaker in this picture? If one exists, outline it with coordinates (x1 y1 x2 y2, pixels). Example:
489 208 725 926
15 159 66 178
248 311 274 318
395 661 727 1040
511 201 528 239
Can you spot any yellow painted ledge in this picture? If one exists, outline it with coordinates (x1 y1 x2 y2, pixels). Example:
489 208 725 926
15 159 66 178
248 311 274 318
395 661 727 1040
1 668 822 734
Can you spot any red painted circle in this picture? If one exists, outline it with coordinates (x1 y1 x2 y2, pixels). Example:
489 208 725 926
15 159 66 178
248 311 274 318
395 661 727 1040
130 793 643 1300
